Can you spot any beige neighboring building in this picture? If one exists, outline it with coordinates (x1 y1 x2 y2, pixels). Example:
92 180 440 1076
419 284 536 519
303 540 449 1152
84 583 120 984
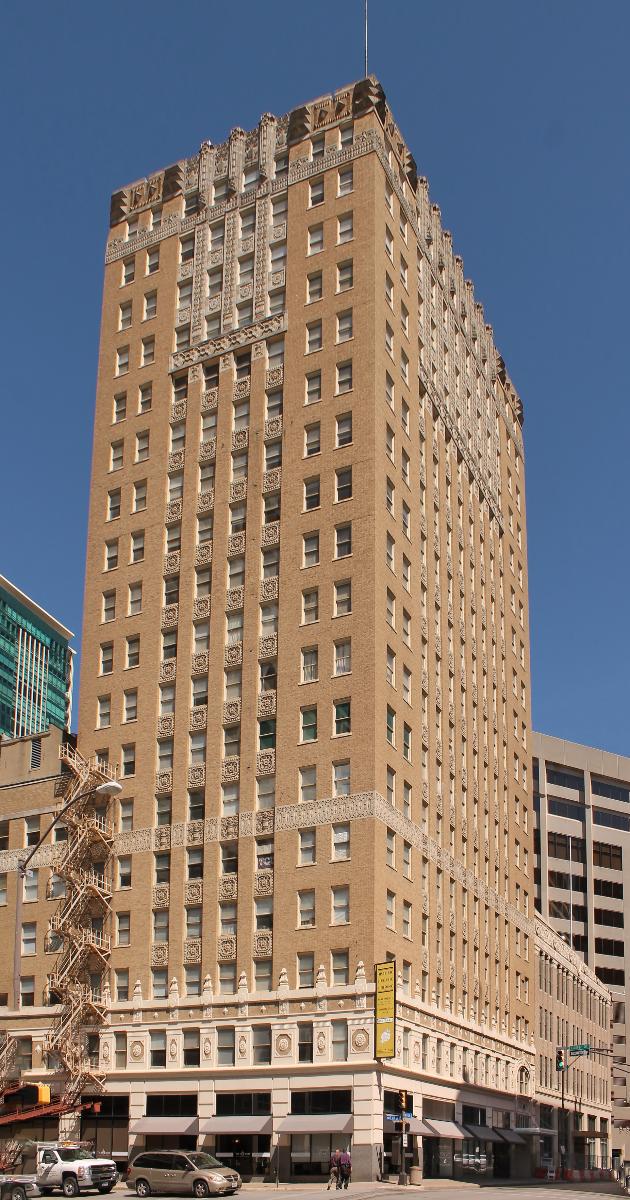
0 76 601 1180
534 731 630 1163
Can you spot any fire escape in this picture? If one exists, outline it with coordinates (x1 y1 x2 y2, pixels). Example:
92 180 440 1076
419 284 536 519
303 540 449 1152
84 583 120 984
44 744 117 1104
0 745 117 1162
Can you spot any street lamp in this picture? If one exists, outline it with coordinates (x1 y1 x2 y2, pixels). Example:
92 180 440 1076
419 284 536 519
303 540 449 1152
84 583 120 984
13 777 122 1007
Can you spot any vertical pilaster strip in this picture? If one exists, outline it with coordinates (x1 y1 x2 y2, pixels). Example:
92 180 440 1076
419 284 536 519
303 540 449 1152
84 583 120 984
254 194 270 320
191 223 208 346
221 210 238 331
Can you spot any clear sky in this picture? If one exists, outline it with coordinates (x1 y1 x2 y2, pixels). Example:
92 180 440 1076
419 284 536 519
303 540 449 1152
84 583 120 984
1 1 629 753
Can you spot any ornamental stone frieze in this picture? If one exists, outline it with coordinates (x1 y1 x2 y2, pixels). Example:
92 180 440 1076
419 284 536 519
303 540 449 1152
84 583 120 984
201 387 218 411
230 480 247 503
264 416 282 440
189 706 207 732
259 577 278 602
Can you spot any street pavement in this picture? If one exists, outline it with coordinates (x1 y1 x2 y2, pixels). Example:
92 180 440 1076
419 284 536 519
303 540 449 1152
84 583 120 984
116 1183 623 1200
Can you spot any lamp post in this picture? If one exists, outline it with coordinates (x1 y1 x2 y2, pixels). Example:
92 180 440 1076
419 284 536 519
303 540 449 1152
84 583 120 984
12 778 122 1009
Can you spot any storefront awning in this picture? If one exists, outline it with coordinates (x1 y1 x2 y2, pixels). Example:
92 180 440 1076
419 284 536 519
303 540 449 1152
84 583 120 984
130 1117 199 1134
496 1128 526 1145
423 1120 467 1140
199 1116 273 1135
278 1114 353 1134
515 1126 557 1136
573 1129 609 1139
383 1117 435 1136
464 1124 504 1143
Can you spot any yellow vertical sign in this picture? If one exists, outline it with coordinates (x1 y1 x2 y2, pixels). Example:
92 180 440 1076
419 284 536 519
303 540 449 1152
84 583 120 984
374 961 396 1059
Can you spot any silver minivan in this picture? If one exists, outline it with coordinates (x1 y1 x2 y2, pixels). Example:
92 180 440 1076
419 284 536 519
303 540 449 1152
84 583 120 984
127 1152 241 1197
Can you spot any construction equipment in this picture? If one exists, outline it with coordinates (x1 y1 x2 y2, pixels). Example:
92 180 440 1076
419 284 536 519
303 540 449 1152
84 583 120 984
0 747 118 1152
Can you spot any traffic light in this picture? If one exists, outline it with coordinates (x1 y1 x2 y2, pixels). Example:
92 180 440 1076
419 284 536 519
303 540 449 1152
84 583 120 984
398 1089 408 1114
556 1047 565 1072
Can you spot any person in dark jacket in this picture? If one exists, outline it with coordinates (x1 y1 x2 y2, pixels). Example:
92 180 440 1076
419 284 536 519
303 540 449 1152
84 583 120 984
338 1149 352 1188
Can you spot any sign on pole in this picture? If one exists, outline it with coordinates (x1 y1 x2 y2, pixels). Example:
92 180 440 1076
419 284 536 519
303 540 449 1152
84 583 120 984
569 1044 590 1056
374 960 396 1059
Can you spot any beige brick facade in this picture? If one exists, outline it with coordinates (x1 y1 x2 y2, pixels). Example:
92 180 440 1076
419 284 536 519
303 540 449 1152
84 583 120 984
0 77 611 1181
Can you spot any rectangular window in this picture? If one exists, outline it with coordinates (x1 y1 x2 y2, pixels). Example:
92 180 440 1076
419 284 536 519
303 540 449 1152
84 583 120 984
306 371 322 404
303 532 319 567
335 468 352 502
334 579 352 616
298 890 315 927
298 955 315 990
300 766 317 804
332 823 350 860
299 828 316 865
332 885 350 924
301 707 317 742
308 224 324 254
304 477 320 511
335 524 352 558
332 950 349 985
338 167 353 196
252 1025 272 1064
337 213 353 244
217 1028 235 1066
337 260 353 292
331 1020 348 1061
309 177 324 206
337 361 352 393
336 413 352 447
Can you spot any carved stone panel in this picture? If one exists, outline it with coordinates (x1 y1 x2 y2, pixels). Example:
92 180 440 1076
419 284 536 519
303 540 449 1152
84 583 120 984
257 691 276 718
255 810 274 835
201 387 218 411
224 643 243 668
230 480 247 503
152 944 168 966
221 756 240 782
265 366 284 390
253 932 272 957
155 771 173 793
196 491 214 514
218 875 237 900
259 577 279 602
161 604 179 630
262 469 281 494
199 439 216 462
157 716 174 738
153 885 170 909
185 880 203 904
189 706 207 731
231 429 249 452
163 551 181 576
223 699 242 724
184 938 202 964
195 542 213 567
258 634 277 659
260 521 279 547
226 586 244 611
165 499 183 524
254 870 273 896
264 417 282 440
153 826 171 850
227 532 246 557
193 598 211 620
192 652 209 675
220 815 239 840
188 766 206 788
256 750 275 777
217 935 237 960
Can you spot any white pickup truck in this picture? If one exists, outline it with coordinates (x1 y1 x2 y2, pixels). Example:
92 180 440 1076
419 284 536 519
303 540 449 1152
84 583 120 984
35 1145 116 1197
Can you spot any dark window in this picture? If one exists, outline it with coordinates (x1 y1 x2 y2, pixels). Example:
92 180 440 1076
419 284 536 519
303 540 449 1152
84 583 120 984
592 778 630 804
298 1025 313 1063
204 362 219 389
593 841 623 870
595 909 624 927
546 767 584 791
548 832 585 861
290 1089 352 1115
596 967 625 986
595 938 625 957
548 796 585 821
594 808 630 831
146 1094 198 1117
215 1093 271 1117
548 870 587 892
594 878 624 899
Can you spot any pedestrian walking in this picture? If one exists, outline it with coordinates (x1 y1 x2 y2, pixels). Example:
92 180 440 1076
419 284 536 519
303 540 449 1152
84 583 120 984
339 1149 352 1189
327 1148 341 1190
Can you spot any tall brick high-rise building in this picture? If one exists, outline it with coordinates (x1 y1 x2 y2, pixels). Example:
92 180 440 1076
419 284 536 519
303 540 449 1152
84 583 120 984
0 77 610 1182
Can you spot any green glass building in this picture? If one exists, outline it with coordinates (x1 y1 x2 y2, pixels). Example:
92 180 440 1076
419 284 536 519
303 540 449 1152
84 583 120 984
0 574 73 738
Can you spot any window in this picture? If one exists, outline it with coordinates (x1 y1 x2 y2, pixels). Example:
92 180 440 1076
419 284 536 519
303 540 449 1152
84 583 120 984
110 440 124 472
337 310 353 343
158 740 173 771
298 890 315 927
307 321 322 353
100 642 113 675
335 524 352 558
241 207 256 237
23 870 38 902
102 590 116 622
333 823 350 860
121 744 135 777
334 579 352 616
338 167 353 196
97 695 111 729
146 248 159 275
144 290 157 320
331 1020 348 1061
150 1030 167 1065
130 530 144 562
221 842 238 875
402 667 411 704
156 794 171 825
219 963 236 994
220 902 237 936
308 224 323 254
113 392 126 423
133 480 147 512
307 272 323 303
256 961 274 994
402 841 412 878
153 909 169 943
303 532 319 567
302 588 319 625
255 897 273 931
305 423 321 456
186 906 202 939
217 1027 235 1066
118 857 132 889
402 448 410 485
386 706 395 745
338 213 353 243
386 890 395 929
311 134 325 159
187 847 204 880
336 413 352 447
136 430 149 462
252 1026 272 1064
386 647 396 686
333 760 350 797
20 977 35 1008
180 235 194 262
128 582 142 614
141 337 155 366
385 323 394 355
334 700 351 735
403 723 411 761
123 258 135 285
115 970 129 1002
402 900 412 938
126 635 140 668
332 885 350 924
304 477 320 512
298 955 315 989
301 646 318 683
306 371 322 404
300 765 317 804
337 361 352 393
334 640 351 676
21 923 36 956
309 177 324 206
402 502 411 538
116 346 129 376
301 706 317 742
299 828 316 865
386 532 395 570
332 950 349 986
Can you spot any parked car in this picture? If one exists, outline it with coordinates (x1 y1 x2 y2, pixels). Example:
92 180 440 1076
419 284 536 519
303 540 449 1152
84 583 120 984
0 1178 41 1200
128 1152 241 1197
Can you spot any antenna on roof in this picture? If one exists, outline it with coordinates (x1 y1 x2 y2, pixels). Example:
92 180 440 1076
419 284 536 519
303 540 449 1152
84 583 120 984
364 0 369 77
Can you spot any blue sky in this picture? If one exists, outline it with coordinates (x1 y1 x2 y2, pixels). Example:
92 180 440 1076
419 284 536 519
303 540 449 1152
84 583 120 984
1 1 629 753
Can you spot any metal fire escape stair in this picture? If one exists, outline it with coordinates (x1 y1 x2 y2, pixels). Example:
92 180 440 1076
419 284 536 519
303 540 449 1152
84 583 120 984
0 746 117 1150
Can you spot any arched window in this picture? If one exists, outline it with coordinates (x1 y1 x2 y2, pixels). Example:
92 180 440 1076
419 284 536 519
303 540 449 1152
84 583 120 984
518 1066 530 1095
